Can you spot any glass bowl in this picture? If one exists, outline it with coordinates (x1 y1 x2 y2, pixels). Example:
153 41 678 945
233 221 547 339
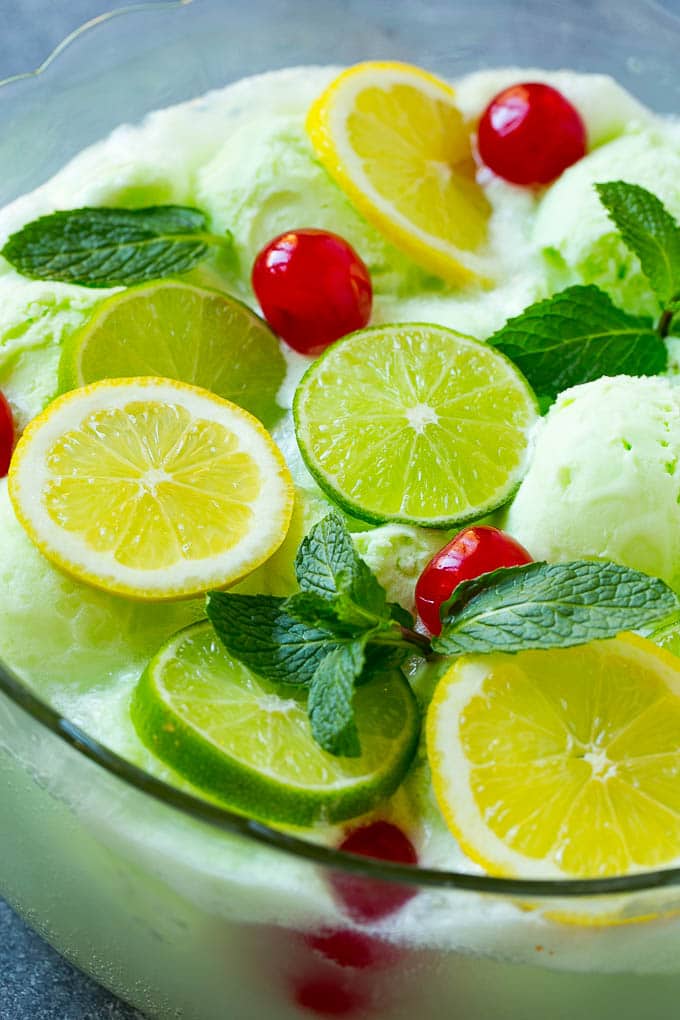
3 2 680 1017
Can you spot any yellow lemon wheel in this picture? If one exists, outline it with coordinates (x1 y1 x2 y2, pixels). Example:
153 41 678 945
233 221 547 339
307 61 492 283
427 634 680 880
9 378 293 600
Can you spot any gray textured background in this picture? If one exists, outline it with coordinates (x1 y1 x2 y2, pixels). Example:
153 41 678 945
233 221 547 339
0 5 144 1015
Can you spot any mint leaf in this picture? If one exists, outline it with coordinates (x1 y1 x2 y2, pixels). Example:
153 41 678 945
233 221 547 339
207 591 337 686
388 602 415 629
489 285 666 403
284 590 393 636
434 560 679 656
596 181 680 308
295 513 356 595
207 590 411 758
308 640 366 757
282 591 353 631
361 643 413 684
295 513 387 617
2 206 225 287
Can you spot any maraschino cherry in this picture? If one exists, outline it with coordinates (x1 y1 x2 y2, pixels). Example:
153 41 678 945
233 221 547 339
477 82 586 186
252 228 372 356
292 974 365 1017
305 927 398 970
0 392 14 478
331 821 418 923
415 525 532 636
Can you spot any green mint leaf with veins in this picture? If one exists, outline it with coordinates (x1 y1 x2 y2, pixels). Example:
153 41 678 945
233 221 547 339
284 590 393 636
308 640 367 757
207 514 417 759
596 181 680 308
282 591 352 632
489 285 666 403
295 513 388 617
434 560 679 657
207 590 409 758
2 206 227 288
206 592 338 686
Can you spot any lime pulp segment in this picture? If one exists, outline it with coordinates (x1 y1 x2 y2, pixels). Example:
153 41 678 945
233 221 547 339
58 280 286 429
294 323 538 528
131 621 421 826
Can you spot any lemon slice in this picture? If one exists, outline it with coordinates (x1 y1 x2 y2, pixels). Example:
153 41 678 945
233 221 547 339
427 635 680 879
8 378 293 600
306 61 492 283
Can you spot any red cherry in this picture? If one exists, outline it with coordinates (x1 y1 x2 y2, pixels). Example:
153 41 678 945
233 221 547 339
477 82 586 186
292 974 365 1017
415 525 532 636
331 821 418 923
252 229 372 356
0 392 15 478
304 928 399 970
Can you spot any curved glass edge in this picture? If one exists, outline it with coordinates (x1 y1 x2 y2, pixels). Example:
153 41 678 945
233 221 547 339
1 0 680 900
0 0 193 88
4 654 680 899
649 0 680 27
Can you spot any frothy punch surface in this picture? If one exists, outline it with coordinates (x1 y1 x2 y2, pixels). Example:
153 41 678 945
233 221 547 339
3 61 680 956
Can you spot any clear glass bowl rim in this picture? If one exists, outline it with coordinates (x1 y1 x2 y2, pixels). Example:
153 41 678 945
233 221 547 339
2 0 680 901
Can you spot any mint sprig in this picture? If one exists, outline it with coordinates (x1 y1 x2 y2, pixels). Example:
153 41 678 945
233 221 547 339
596 181 680 311
1 206 230 288
284 589 393 636
434 560 679 656
206 592 337 686
295 511 387 615
207 513 679 758
489 182 680 404
488 285 665 404
208 514 412 757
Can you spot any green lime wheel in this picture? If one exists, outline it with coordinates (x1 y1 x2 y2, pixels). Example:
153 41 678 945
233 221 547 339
58 280 286 428
293 323 538 528
131 621 420 826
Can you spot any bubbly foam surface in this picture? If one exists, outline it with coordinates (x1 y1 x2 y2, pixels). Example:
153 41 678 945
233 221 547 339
3 67 680 965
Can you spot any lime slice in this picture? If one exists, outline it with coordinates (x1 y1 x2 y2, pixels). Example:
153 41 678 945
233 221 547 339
131 621 420 826
294 323 538 528
58 281 286 429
